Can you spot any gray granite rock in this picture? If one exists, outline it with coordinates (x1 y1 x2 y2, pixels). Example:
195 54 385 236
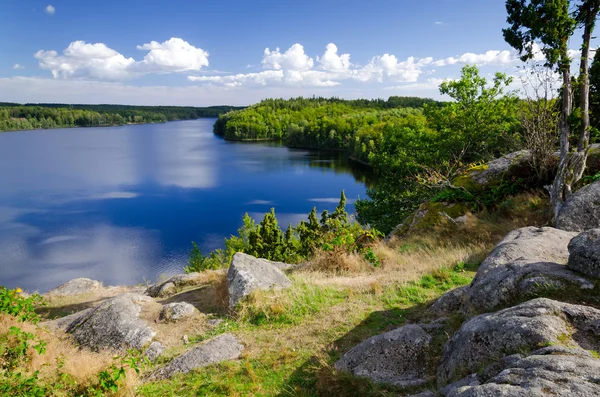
438 298 600 386
568 228 600 279
556 180 600 232
46 278 102 295
334 324 434 388
148 333 243 380
227 252 292 308
65 293 156 352
158 302 197 322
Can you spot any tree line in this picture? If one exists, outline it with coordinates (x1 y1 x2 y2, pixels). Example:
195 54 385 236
0 103 245 132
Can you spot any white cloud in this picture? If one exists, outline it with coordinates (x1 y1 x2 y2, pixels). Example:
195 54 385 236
35 38 209 80
434 21 443 25
262 43 314 71
433 50 514 67
13 64 25 70
134 37 209 73
189 43 430 88
45 5 55 15
318 43 351 71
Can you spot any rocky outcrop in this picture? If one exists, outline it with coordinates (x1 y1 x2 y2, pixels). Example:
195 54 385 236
146 272 207 298
65 293 156 352
568 228 600 279
46 278 102 295
438 298 600 385
556 180 600 232
148 333 243 380
442 347 600 396
430 286 468 316
465 227 593 312
334 324 435 388
468 150 531 187
158 302 197 322
227 252 292 308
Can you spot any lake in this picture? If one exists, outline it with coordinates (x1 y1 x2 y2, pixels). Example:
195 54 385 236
0 119 372 292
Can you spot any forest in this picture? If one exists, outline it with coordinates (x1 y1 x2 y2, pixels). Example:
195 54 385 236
214 56 600 233
0 103 244 132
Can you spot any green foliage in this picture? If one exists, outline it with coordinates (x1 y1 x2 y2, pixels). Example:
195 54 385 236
185 242 222 273
424 65 521 161
186 190 383 272
0 103 244 132
0 287 43 323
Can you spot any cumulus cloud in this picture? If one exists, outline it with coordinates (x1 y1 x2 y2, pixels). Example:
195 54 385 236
35 38 208 80
432 50 513 67
262 44 314 71
318 43 351 71
13 64 25 70
189 43 430 88
134 37 209 73
45 5 55 15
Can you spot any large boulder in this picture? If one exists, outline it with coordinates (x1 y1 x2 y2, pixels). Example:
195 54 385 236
442 346 600 397
437 298 600 386
465 227 593 312
158 302 197 322
46 278 102 295
146 272 206 298
467 150 531 187
429 286 468 316
556 180 600 232
227 252 292 308
334 324 436 388
568 228 600 279
148 333 243 380
65 293 156 351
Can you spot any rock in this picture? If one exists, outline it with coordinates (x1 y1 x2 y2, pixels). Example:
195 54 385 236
437 298 600 386
41 308 94 332
568 228 600 279
465 227 594 312
334 324 434 388
440 374 481 396
158 302 197 322
146 272 206 298
407 392 436 397
227 252 292 308
442 347 600 397
144 341 164 361
148 333 243 380
46 278 102 295
556 180 600 232
65 293 156 352
430 286 468 316
468 150 531 186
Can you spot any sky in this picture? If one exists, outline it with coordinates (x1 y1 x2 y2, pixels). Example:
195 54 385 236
0 0 593 106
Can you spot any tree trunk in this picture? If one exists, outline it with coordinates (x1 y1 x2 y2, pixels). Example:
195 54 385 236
549 61 573 220
549 2 599 222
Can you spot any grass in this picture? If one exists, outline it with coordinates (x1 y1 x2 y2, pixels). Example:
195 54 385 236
7 191 553 396
137 265 477 397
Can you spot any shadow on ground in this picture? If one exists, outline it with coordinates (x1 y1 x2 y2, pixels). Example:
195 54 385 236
276 302 436 397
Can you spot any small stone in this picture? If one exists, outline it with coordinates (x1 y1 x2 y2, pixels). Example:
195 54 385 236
145 341 164 361
158 302 196 322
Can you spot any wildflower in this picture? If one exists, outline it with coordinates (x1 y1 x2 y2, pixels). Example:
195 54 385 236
15 287 22 294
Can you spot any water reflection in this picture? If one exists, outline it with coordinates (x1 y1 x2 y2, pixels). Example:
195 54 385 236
0 119 371 291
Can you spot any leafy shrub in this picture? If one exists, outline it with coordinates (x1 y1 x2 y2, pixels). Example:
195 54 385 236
0 287 43 323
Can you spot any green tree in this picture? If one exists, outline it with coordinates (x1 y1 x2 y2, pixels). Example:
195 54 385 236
503 0 600 218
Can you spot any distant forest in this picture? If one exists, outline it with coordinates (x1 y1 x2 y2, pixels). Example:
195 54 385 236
0 103 245 132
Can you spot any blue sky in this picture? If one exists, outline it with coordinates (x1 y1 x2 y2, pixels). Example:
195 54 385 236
0 1 589 106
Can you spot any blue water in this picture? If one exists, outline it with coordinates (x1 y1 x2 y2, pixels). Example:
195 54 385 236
0 119 371 292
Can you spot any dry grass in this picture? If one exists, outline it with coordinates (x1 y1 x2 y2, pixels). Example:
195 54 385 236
0 314 140 396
